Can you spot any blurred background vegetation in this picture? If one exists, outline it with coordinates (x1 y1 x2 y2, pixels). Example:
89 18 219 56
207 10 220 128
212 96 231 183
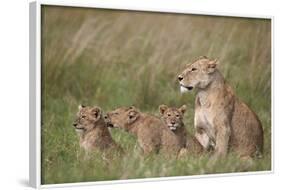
41 6 271 184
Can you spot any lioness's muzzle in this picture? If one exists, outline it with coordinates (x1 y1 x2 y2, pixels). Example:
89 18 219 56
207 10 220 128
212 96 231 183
180 84 193 91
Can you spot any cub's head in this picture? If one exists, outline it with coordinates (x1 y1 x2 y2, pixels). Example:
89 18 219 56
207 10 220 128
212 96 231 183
105 106 140 131
73 105 103 134
177 56 218 92
159 104 187 131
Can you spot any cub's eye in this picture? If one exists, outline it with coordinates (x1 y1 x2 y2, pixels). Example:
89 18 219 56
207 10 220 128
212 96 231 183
81 115 86 119
191 68 197 71
114 112 119 115
167 114 171 117
176 114 180 118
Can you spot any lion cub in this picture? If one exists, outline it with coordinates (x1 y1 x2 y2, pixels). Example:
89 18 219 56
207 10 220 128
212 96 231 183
106 106 182 155
159 104 203 155
73 105 123 155
178 56 264 159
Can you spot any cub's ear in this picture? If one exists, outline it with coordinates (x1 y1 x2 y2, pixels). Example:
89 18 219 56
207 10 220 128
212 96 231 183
129 105 136 110
78 104 86 110
91 106 102 118
207 59 218 73
127 110 139 123
159 104 168 115
179 105 187 115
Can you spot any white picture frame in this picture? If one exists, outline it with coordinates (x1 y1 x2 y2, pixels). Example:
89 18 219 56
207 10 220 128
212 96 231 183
29 0 274 188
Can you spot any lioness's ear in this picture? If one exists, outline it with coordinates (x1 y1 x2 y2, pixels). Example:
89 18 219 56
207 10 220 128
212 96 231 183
159 105 168 115
78 104 86 110
199 55 208 60
207 59 218 73
179 105 187 115
91 107 102 118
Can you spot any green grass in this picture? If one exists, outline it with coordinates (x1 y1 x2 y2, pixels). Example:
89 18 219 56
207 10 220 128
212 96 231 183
41 6 272 184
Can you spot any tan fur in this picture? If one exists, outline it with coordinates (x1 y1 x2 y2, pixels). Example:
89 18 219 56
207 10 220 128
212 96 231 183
159 105 203 156
106 106 182 155
73 105 123 155
177 56 264 159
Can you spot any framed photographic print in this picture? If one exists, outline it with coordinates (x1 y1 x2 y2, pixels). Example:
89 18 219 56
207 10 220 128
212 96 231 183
29 0 273 188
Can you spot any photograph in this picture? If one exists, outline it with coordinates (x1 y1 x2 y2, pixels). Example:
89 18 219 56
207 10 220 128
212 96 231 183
40 5 271 185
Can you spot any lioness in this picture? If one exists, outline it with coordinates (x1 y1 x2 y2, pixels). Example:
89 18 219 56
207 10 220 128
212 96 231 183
73 105 123 155
105 106 182 155
159 104 203 155
177 56 263 159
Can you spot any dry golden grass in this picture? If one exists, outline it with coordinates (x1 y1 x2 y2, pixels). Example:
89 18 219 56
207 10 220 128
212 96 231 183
41 6 271 184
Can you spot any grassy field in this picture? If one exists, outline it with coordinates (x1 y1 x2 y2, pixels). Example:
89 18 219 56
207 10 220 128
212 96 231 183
41 6 272 184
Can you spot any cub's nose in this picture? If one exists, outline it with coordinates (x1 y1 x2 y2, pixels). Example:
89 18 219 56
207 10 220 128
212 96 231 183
73 123 77 127
104 113 111 120
171 121 176 125
178 75 183 81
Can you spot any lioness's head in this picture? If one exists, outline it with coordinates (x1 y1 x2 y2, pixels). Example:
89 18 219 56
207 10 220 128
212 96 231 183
105 106 140 131
73 105 103 134
177 56 218 92
159 104 186 131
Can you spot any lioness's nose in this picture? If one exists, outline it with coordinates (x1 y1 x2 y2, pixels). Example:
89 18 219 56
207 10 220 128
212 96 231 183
73 123 77 127
171 121 176 124
178 75 183 81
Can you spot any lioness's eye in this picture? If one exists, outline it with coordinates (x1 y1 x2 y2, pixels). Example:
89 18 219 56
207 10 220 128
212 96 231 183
176 115 180 117
114 112 119 115
191 68 197 71
167 114 171 117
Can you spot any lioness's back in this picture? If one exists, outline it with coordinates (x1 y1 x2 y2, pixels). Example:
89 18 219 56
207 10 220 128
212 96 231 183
230 100 264 157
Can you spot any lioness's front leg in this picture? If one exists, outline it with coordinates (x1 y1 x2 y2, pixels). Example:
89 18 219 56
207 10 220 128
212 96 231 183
212 117 231 158
195 131 210 149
